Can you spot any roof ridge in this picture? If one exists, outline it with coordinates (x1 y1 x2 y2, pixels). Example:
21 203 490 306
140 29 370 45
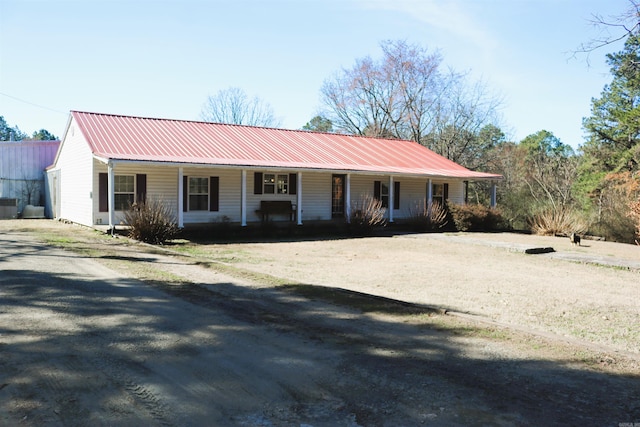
70 110 307 134
69 110 415 142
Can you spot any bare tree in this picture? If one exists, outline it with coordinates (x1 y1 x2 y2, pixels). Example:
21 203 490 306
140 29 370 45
201 87 282 127
320 40 502 167
423 78 502 167
574 0 640 60
321 40 445 140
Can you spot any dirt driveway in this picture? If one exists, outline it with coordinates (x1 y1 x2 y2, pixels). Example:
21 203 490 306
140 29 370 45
0 220 639 426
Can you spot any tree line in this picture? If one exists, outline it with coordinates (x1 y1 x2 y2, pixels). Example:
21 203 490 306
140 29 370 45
0 116 57 141
201 12 639 243
6 4 638 243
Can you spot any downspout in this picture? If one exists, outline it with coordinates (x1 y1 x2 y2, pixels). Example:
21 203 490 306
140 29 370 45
296 171 302 225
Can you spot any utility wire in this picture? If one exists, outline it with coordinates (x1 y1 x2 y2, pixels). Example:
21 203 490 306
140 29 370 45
0 92 67 115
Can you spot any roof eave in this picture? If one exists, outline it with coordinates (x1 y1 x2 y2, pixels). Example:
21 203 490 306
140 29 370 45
93 155 503 181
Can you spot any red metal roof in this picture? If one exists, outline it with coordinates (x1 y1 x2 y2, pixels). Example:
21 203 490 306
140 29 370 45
70 111 502 179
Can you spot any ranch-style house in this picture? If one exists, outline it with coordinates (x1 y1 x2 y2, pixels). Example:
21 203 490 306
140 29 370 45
46 111 502 230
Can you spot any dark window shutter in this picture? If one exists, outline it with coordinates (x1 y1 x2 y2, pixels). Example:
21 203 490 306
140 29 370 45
99 173 108 212
444 183 449 201
183 176 188 212
136 174 147 204
254 172 263 194
374 181 381 200
210 176 219 211
464 181 469 204
394 181 400 210
289 173 297 195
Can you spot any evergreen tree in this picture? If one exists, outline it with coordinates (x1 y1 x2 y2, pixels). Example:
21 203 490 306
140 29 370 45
0 116 27 141
580 33 640 242
31 129 58 140
582 33 640 173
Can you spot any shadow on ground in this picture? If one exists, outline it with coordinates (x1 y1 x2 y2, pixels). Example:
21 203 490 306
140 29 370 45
1 257 638 425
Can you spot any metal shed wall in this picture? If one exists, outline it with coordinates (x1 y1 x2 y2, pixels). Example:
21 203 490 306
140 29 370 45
0 140 60 215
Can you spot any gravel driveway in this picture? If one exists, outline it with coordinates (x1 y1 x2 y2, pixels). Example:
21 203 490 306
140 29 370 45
1 220 639 426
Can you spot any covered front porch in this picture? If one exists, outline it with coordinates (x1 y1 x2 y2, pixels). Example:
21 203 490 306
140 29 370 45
100 161 499 231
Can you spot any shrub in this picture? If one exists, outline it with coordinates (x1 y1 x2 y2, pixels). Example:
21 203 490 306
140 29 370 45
449 203 505 232
529 207 588 236
348 194 387 235
123 199 179 244
628 198 640 244
407 199 448 231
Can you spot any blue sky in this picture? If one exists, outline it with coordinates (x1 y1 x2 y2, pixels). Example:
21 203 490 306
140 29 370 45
0 0 628 148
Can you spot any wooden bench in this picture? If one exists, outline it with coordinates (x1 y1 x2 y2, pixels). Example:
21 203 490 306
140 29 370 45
255 200 296 222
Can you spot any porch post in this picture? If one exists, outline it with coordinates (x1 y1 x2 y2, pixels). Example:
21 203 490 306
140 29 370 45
296 171 302 225
241 170 247 226
345 173 352 223
107 161 115 232
388 176 394 223
490 182 497 208
177 167 184 228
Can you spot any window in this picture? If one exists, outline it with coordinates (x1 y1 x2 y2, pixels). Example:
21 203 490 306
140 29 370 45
188 177 209 211
432 183 448 206
277 174 288 194
114 175 134 211
99 173 146 212
263 173 288 194
263 173 275 194
374 181 389 208
183 176 219 212
380 183 389 208
253 172 297 195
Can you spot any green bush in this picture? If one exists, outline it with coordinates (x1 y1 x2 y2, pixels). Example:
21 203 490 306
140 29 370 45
449 203 506 232
407 200 448 231
348 194 387 236
123 199 179 244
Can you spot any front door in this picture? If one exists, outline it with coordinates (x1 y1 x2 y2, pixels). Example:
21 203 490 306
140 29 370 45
332 174 345 218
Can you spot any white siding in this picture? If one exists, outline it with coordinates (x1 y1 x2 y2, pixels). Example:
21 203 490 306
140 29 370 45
53 120 95 226
58 133 471 228
183 168 242 224
396 178 428 219
447 180 465 205
347 175 466 221
300 172 332 221
93 162 180 225
245 170 297 223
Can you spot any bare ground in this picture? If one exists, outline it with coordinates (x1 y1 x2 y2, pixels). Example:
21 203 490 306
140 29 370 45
0 220 639 426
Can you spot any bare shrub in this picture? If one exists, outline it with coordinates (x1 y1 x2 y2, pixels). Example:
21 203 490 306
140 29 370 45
123 199 179 245
628 198 640 245
349 194 387 235
449 203 505 232
407 199 448 231
529 207 588 236
588 172 639 243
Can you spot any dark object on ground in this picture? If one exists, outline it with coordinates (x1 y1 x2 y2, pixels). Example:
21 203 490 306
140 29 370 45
570 233 581 246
